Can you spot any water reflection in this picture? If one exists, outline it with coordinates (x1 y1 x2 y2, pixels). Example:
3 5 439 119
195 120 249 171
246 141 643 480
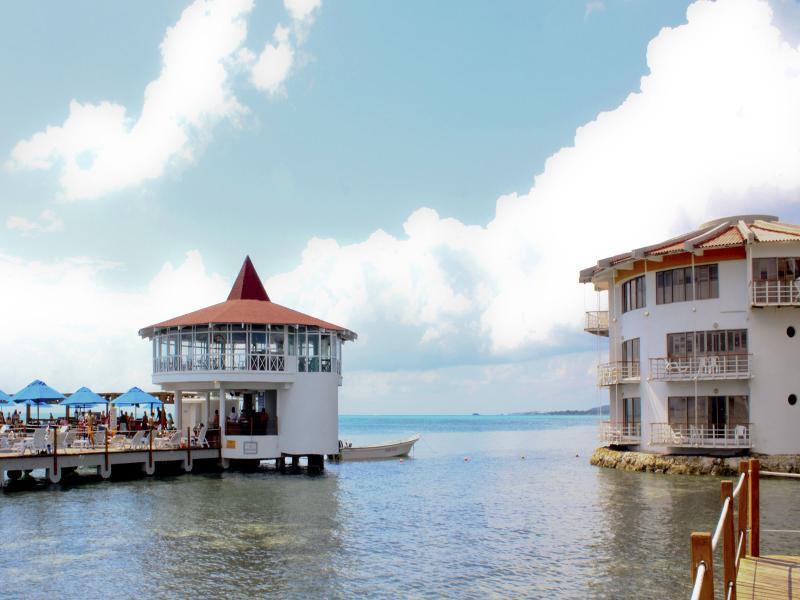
0 417 798 599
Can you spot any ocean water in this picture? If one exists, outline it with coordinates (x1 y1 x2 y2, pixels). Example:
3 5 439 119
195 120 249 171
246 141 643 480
1 415 798 599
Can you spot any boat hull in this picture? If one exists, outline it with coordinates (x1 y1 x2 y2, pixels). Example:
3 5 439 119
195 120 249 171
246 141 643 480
338 434 420 461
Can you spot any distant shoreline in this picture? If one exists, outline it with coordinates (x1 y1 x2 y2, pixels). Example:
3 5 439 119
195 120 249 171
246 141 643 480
504 405 608 417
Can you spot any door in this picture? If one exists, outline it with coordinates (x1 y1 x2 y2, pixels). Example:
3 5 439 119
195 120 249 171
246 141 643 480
709 396 727 437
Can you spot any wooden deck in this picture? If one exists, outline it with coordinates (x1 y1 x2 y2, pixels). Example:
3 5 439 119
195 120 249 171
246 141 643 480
736 555 800 600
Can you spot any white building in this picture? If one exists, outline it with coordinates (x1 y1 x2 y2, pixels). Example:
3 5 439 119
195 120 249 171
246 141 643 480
580 215 800 455
138 256 356 467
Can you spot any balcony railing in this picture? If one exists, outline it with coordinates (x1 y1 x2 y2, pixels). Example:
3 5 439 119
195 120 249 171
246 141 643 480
599 421 641 445
650 423 753 448
597 361 640 386
154 352 287 374
649 354 751 381
584 310 609 336
751 279 800 306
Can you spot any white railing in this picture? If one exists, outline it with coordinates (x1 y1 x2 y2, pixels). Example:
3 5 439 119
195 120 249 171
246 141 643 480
584 310 609 335
599 421 641 445
153 353 341 375
153 352 286 374
649 354 751 381
650 423 753 448
597 361 640 386
751 279 800 306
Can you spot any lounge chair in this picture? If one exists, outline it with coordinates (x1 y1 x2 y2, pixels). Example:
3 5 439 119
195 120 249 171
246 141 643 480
13 427 48 455
192 425 209 448
125 430 146 450
155 430 181 449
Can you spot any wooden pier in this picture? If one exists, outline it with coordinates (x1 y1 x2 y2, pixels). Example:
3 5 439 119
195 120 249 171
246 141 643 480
689 459 800 600
0 429 221 486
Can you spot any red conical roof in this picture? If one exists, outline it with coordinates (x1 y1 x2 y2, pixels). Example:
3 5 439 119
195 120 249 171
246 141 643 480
138 256 357 340
227 256 270 301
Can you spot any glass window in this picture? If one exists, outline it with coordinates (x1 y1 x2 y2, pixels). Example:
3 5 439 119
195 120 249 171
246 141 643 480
621 275 645 313
621 338 639 363
623 397 641 428
656 265 718 305
307 332 320 372
269 331 285 355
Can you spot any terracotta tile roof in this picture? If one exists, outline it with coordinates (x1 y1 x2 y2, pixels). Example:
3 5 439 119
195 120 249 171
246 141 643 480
579 214 800 283
697 226 744 249
140 257 355 339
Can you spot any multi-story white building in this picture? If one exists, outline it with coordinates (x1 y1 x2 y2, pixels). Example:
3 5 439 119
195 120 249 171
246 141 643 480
138 256 356 467
580 215 800 455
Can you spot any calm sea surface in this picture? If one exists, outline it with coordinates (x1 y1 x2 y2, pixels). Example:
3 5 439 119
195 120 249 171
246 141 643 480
1 415 798 599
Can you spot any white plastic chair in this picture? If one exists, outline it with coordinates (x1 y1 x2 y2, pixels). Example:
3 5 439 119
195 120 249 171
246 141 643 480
155 430 180 449
192 425 209 448
13 427 48 455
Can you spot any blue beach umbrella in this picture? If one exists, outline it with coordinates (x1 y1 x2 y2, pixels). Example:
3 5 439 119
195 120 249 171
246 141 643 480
13 379 65 422
112 387 163 408
62 387 107 408
0 390 12 405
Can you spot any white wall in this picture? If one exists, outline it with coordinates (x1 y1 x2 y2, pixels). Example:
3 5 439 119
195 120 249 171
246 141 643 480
278 372 340 456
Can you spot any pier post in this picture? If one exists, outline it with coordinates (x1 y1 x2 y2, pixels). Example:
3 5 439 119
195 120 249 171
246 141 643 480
749 459 760 557
690 532 714 600
185 426 193 472
105 429 109 473
720 480 736 600
52 427 59 480
737 461 748 564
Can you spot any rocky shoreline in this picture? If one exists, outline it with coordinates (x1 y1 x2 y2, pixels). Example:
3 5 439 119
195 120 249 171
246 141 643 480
590 446 800 476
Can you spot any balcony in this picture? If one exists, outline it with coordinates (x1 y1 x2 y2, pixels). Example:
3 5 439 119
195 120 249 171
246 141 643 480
650 423 753 449
649 354 751 381
751 280 800 306
584 310 609 336
599 421 641 445
153 353 341 375
597 361 640 386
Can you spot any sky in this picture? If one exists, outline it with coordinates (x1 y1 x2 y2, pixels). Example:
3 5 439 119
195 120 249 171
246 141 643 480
1 0 799 414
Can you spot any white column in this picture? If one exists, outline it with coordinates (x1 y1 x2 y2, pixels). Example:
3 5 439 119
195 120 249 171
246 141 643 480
175 390 183 432
204 392 211 425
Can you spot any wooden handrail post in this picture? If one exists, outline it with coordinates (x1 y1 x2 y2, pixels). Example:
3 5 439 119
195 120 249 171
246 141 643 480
187 426 192 465
749 459 760 557
104 429 109 471
53 427 58 474
149 428 153 468
721 480 736 600
738 461 749 564
691 532 714 600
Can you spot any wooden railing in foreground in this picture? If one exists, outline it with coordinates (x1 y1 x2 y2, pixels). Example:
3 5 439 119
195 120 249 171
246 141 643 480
689 459 759 600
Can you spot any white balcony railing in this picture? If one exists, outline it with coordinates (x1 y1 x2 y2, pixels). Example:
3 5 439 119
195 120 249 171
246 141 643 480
584 310 609 336
751 279 800 306
650 423 753 449
153 353 342 375
597 361 640 386
649 354 751 381
599 421 641 445
154 352 287 374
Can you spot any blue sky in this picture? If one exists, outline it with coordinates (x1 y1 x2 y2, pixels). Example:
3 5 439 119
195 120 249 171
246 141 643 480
1 0 799 413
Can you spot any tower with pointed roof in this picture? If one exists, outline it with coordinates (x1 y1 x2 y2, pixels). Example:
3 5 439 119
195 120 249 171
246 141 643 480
580 215 800 456
139 257 357 466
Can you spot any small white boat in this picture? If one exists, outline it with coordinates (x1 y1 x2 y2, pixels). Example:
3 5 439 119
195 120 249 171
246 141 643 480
337 434 420 461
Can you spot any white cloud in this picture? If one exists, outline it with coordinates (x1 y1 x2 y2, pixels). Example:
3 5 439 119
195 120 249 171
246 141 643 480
284 0 321 23
251 25 295 95
266 0 800 355
5 0 255 201
250 0 322 95
6 209 64 234
0 251 228 393
585 1 605 19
